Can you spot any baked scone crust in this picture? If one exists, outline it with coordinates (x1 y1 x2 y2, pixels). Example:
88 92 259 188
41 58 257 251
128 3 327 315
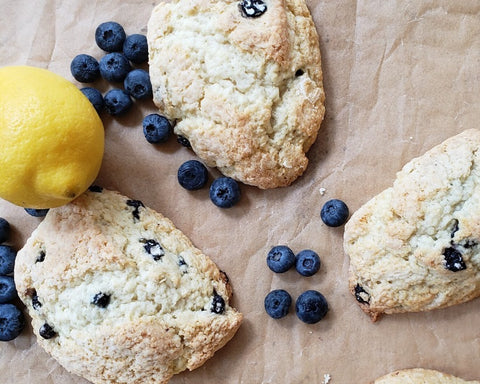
372 368 480 384
345 129 480 321
15 188 242 384
147 0 325 189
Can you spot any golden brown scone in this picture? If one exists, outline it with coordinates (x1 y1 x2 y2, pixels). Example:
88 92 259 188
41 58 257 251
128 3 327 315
147 0 325 189
372 368 479 384
15 187 242 384
345 129 480 321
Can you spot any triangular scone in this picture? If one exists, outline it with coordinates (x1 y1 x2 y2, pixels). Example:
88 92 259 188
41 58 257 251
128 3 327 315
372 368 479 384
15 188 242 384
147 0 325 189
345 129 480 321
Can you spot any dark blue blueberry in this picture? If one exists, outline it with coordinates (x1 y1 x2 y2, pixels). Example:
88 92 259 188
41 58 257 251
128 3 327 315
123 34 148 64
39 323 56 339
32 293 42 310
142 239 165 261
91 292 111 308
0 303 25 341
0 218 10 244
354 284 370 304
264 289 291 319
177 160 209 191
88 185 104 193
0 276 16 304
266 245 295 273
0 245 16 275
99 52 131 83
70 54 100 83
80 87 105 114
126 199 144 220
24 208 49 217
143 114 171 144
320 199 349 227
36 250 46 263
95 21 126 52
104 88 132 116
295 290 329 324
177 135 191 148
239 0 267 18
210 291 225 314
124 69 152 100
295 249 321 277
209 177 241 208
443 247 466 272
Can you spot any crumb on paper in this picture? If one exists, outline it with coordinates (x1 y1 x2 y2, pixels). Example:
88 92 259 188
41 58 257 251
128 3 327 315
319 187 326 196
322 373 331 384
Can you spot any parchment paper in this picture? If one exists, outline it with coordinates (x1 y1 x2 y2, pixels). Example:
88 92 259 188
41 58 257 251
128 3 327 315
1 1 479 383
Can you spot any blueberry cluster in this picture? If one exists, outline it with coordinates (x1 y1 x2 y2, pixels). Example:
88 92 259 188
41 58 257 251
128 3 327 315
264 245 328 324
173 159 241 208
70 21 151 116
0 218 25 341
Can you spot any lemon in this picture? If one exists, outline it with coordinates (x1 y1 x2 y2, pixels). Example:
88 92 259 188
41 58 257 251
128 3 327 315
0 66 104 209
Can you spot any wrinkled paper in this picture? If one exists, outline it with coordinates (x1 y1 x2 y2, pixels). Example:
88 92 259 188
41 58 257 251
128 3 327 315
1 0 479 383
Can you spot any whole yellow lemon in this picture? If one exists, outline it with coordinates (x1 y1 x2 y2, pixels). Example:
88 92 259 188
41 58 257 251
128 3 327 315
0 66 104 209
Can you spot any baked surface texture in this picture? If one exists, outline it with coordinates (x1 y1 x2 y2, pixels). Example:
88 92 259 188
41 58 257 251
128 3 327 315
15 188 242 384
344 129 480 321
372 368 480 384
147 0 325 189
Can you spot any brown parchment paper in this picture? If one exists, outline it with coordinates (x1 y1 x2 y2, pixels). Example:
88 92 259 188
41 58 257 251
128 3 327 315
1 0 479 383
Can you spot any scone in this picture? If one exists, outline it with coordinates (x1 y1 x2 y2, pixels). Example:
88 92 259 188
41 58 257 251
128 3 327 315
147 0 325 189
14 187 242 384
372 368 480 384
344 129 480 321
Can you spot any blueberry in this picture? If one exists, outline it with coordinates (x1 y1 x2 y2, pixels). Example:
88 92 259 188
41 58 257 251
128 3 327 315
123 34 148 64
143 114 171 144
443 247 467 272
70 54 100 83
91 292 111 308
142 239 165 261
177 135 191 148
320 199 349 227
95 21 126 52
0 218 10 244
210 291 225 314
0 304 25 341
177 160 209 190
104 88 132 116
0 245 16 275
295 290 329 324
99 52 131 83
36 250 46 263
88 185 104 193
209 177 241 208
266 245 295 273
124 69 152 100
239 0 267 18
80 87 104 114
39 323 56 339
24 208 49 217
126 199 145 220
264 289 291 319
295 249 321 277
0 276 16 303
